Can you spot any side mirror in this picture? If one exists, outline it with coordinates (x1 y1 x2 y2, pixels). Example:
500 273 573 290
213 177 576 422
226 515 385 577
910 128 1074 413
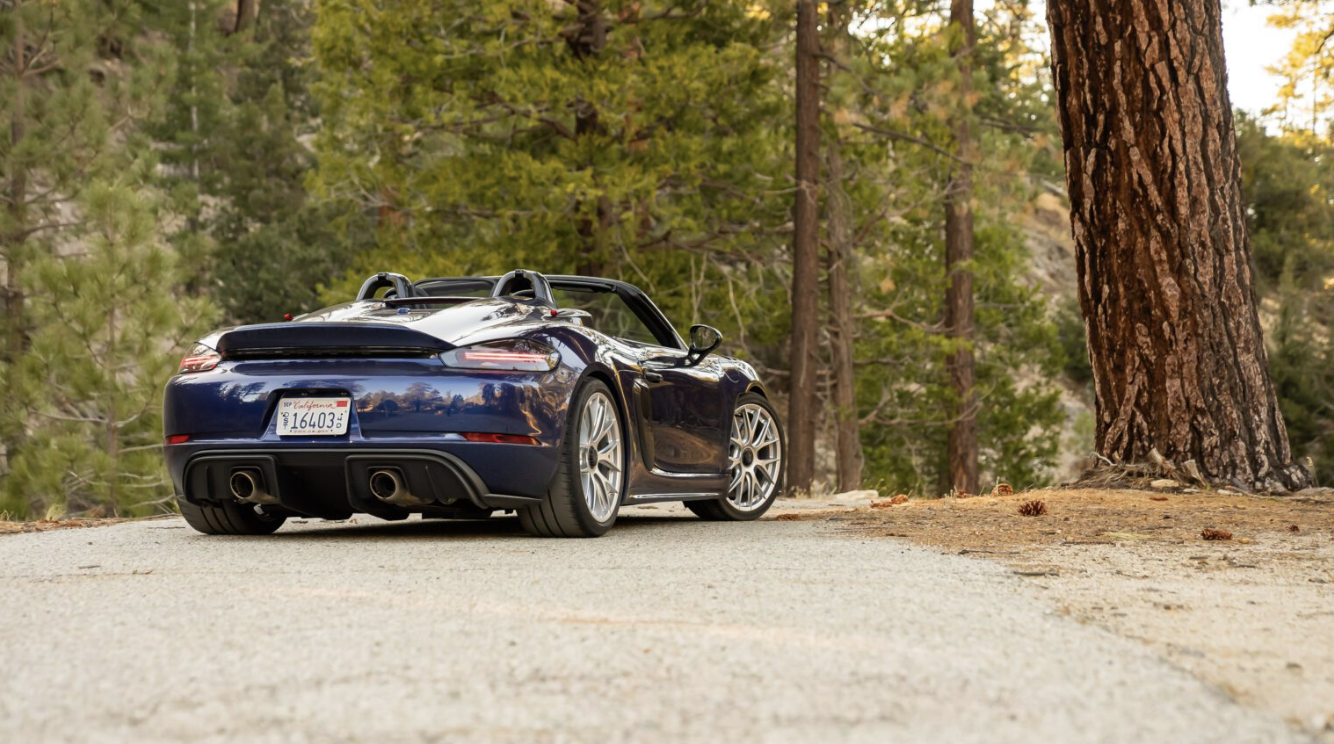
687 324 723 362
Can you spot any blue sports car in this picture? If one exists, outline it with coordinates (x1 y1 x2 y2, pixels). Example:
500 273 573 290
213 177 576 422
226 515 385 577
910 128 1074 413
163 270 785 537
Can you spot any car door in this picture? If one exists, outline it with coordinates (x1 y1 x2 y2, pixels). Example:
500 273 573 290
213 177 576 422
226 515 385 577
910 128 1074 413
638 347 731 474
549 282 733 475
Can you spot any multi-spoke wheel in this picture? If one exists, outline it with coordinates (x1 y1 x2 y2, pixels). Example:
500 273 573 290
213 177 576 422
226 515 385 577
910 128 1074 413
578 391 623 522
519 379 625 537
686 393 785 521
726 402 783 510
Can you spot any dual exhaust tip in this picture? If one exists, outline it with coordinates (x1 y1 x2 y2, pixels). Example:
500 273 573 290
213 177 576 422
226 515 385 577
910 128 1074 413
228 466 445 508
228 469 277 505
369 468 441 507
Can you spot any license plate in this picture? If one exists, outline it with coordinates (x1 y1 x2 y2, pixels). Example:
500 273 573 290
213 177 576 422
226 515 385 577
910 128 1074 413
276 397 351 436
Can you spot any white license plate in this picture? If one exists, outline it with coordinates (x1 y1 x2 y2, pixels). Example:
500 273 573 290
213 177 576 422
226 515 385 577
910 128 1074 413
276 397 351 436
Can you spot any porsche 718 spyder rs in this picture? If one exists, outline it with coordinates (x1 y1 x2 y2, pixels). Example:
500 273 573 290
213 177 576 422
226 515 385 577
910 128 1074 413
163 270 786 537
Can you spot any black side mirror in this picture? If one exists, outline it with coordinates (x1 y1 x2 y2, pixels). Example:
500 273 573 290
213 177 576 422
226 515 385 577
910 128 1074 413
687 324 723 363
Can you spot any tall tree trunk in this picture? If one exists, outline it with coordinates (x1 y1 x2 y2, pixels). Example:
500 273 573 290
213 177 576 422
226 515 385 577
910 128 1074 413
824 2 862 493
568 0 609 278
105 306 118 510
189 2 201 183
1047 0 1310 491
5 4 26 364
788 0 821 494
3 4 29 471
943 0 978 495
234 0 259 34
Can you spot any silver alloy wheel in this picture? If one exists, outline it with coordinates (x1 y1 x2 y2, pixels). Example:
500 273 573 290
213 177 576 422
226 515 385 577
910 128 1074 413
727 403 782 510
578 391 623 522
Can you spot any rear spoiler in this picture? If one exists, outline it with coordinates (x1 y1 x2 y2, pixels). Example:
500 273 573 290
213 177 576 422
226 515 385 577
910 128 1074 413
215 323 454 359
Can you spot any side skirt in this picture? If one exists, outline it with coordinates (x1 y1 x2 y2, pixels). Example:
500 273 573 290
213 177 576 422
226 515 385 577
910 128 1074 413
623 492 722 505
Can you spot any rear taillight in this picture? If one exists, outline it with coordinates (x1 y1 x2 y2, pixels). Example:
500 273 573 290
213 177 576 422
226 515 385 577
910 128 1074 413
178 344 221 374
440 339 559 372
164 434 190 445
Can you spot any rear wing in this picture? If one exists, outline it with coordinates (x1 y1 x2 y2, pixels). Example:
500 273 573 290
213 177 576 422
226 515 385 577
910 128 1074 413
215 323 453 359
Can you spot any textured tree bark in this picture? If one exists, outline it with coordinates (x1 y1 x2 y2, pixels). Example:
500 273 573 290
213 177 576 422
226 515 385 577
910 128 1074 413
825 2 862 493
826 144 862 492
568 0 610 278
943 0 978 495
4 8 27 357
2 3 28 470
233 0 259 34
788 0 822 494
1047 0 1310 491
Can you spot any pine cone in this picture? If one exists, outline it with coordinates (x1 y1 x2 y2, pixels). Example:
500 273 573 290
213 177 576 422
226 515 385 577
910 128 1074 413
1018 500 1047 517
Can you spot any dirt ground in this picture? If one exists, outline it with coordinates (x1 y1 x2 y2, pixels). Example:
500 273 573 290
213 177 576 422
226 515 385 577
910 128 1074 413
801 487 1334 739
0 517 129 535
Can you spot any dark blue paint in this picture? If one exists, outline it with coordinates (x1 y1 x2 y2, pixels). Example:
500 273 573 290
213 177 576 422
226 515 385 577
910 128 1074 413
164 282 766 516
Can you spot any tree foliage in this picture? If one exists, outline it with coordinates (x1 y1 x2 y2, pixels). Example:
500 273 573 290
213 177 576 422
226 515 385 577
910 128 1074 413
2 178 217 516
1238 115 1334 485
17 0 1334 513
1266 1 1334 132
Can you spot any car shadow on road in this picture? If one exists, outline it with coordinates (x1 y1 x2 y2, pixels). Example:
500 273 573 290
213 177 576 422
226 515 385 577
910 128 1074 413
267 513 698 541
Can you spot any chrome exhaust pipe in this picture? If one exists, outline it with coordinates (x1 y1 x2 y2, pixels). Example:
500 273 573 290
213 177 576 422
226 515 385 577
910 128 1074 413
229 469 278 505
368 469 435 507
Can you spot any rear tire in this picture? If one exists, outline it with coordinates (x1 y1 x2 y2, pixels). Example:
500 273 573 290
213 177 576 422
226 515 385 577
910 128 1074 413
178 497 286 536
519 379 625 538
686 392 785 521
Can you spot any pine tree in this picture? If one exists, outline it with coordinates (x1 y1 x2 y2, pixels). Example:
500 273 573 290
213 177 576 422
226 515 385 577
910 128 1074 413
149 0 348 324
830 1 1065 493
943 0 979 495
145 0 238 287
823 0 863 493
1 1 219 515
1264 1 1334 133
1048 0 1309 490
1 0 176 476
788 0 821 494
311 0 788 295
1237 117 1334 484
2 177 218 517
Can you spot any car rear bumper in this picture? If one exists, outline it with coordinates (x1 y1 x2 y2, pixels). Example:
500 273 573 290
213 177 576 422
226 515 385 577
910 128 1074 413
163 358 576 445
163 357 578 517
165 441 556 520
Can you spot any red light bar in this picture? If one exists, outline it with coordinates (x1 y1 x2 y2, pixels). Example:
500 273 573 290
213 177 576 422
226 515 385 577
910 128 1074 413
462 432 540 445
164 434 191 445
439 341 560 372
178 347 221 374
458 351 551 364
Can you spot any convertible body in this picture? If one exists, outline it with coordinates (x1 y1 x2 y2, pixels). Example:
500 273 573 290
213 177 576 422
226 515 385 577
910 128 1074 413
163 271 785 537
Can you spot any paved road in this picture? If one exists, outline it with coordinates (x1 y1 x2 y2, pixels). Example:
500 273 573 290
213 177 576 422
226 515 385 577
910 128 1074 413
0 504 1311 743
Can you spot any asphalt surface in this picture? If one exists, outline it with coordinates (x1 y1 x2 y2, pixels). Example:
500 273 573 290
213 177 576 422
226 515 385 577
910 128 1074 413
0 504 1312 743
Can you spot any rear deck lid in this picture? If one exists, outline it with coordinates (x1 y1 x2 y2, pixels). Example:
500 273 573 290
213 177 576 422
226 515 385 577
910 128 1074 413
215 322 454 359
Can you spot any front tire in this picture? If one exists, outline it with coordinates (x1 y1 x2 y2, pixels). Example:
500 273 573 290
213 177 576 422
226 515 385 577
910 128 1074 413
177 497 286 535
686 393 785 521
519 379 625 538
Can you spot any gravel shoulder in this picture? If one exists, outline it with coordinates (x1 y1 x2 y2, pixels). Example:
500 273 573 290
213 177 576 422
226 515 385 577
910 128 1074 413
818 488 1334 740
0 501 1317 743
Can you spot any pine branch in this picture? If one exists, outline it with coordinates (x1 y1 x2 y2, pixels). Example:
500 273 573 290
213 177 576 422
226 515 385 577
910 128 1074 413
853 123 970 165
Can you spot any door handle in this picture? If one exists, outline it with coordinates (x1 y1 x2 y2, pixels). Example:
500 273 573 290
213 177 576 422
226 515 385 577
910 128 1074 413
643 370 664 383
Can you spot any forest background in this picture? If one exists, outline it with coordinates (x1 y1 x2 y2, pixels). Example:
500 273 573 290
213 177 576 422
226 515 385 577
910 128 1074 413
2 0 1331 517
